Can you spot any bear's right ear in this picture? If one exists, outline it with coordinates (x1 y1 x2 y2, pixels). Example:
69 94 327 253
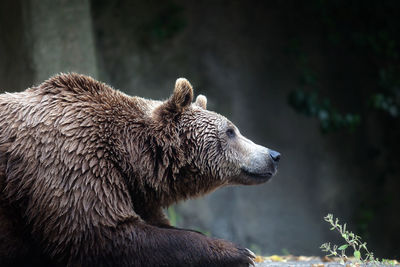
195 95 207 109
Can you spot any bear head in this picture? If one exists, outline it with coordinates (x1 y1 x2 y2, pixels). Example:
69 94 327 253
148 78 280 201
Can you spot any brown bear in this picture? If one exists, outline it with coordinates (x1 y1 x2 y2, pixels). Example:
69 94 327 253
0 73 280 267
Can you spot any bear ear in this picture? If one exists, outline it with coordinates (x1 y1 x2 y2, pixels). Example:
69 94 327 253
169 78 194 111
195 95 207 109
154 78 194 121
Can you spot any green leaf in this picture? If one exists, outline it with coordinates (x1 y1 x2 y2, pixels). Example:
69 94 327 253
354 250 361 260
338 244 349 250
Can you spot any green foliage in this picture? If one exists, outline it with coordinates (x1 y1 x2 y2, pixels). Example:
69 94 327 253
288 0 400 134
284 1 400 258
288 2 400 244
370 93 399 117
320 214 396 265
166 206 180 227
287 40 362 133
288 90 361 133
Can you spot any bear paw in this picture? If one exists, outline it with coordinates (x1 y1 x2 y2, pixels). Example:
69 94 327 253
212 239 256 266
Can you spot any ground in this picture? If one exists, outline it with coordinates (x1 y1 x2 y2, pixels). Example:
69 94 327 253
254 255 400 266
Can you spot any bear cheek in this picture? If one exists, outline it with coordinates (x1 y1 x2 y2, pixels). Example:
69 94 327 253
229 139 252 169
220 147 248 182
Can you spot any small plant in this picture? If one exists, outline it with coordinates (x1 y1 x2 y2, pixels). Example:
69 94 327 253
320 214 391 266
166 206 180 226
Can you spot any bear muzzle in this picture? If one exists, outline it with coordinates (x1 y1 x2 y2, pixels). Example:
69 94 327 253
239 147 280 185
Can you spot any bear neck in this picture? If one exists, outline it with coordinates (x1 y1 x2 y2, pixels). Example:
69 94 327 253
124 121 225 209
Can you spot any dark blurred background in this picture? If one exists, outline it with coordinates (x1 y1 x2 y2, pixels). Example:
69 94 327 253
1 0 399 258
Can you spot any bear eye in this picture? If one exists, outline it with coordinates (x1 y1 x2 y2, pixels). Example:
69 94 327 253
226 128 236 138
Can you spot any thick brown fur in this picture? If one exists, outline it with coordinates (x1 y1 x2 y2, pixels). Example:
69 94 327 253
0 73 256 267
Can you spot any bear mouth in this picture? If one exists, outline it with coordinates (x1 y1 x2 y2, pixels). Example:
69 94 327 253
239 168 275 184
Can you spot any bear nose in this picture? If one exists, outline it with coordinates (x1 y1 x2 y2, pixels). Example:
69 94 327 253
269 150 281 162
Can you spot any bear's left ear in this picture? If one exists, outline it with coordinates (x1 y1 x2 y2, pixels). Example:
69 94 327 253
170 78 194 111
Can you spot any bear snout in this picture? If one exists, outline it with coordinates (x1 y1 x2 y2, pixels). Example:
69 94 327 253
251 148 280 174
238 147 279 185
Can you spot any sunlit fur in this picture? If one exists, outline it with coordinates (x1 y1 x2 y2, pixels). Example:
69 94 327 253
0 73 271 266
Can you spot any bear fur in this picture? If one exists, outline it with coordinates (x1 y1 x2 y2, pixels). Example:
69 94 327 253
0 73 279 267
